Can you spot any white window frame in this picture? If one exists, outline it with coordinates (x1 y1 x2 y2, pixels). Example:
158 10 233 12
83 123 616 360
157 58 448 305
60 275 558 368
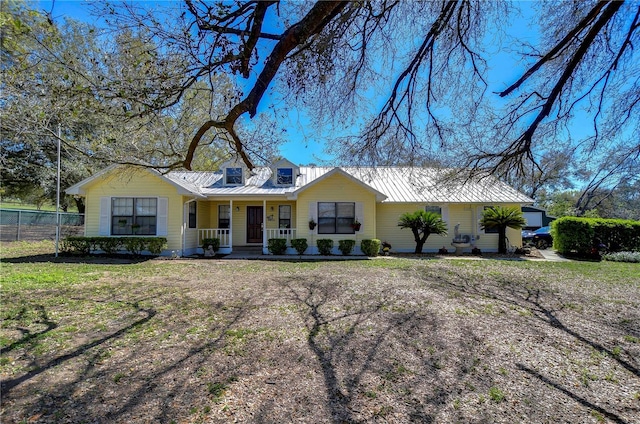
111 197 158 236
225 167 243 185
276 168 294 185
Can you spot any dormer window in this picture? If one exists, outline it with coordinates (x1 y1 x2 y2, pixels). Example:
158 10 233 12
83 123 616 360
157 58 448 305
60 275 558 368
276 168 293 185
225 167 243 185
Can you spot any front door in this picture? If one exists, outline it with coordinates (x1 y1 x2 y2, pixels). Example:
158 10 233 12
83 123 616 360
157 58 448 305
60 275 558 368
246 206 263 243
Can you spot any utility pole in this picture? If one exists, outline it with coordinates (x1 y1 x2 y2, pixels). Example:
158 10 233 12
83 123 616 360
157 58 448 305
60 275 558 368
55 124 61 258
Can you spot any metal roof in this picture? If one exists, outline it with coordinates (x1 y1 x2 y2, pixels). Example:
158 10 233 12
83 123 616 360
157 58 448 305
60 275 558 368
166 166 534 204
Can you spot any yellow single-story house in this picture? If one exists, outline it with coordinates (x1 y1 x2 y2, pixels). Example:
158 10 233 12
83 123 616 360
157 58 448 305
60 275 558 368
66 159 534 256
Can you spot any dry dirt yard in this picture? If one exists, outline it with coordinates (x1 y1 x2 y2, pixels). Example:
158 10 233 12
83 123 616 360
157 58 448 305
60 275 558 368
2 242 639 423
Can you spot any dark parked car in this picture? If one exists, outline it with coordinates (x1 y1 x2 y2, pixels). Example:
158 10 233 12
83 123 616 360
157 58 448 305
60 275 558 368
523 226 553 249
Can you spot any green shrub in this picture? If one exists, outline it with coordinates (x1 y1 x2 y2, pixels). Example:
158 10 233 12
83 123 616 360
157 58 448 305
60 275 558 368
338 239 356 255
63 236 167 256
267 238 288 255
316 239 334 255
123 237 147 256
361 239 381 257
97 237 121 255
202 238 221 252
291 238 308 255
146 237 167 254
602 251 640 263
62 236 91 255
553 218 594 254
554 217 640 255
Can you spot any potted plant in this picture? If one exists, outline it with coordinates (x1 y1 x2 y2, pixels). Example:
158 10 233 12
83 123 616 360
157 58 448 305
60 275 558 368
131 223 141 234
351 219 361 231
308 219 317 230
118 219 127 227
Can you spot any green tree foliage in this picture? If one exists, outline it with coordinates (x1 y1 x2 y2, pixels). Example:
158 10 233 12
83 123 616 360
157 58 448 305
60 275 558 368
1 2 270 207
480 207 526 254
398 211 448 254
2 0 638 207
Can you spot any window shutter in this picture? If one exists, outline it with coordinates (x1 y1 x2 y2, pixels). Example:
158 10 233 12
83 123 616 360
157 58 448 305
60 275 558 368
355 202 364 232
157 197 168 236
99 197 110 236
441 205 449 224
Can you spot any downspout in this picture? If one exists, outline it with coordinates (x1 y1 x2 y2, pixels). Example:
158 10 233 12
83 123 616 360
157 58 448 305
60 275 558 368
183 197 197 257
229 199 233 253
263 199 267 254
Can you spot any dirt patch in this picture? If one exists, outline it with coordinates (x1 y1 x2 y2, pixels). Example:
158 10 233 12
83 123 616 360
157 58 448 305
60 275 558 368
2 255 639 423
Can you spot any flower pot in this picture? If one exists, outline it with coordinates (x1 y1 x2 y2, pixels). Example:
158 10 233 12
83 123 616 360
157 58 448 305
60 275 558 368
352 223 361 231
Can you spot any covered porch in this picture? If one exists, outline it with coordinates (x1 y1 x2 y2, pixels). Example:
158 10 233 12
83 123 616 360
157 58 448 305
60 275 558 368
195 198 299 254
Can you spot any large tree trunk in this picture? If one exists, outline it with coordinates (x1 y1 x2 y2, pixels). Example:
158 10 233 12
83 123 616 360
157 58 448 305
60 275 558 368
498 228 507 254
413 230 431 254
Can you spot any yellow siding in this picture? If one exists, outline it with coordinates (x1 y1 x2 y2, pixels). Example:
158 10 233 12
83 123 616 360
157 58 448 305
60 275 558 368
265 201 296 231
377 203 524 252
376 203 450 252
82 168 186 251
296 173 377 250
197 201 211 228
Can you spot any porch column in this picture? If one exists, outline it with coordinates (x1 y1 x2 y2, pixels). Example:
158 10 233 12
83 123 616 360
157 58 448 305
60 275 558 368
229 199 233 253
262 199 268 254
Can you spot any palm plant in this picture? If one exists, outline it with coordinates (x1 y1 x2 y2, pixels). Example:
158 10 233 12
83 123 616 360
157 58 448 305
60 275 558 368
398 210 448 254
480 206 526 253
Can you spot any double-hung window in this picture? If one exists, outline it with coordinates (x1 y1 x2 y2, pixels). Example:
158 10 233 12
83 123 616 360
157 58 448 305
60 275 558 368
219 205 230 229
318 202 355 234
111 197 157 235
279 205 291 230
425 205 442 215
188 202 197 228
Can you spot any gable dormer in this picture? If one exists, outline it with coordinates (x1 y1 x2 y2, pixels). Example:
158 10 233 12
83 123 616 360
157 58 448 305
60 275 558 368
271 158 299 187
220 159 248 186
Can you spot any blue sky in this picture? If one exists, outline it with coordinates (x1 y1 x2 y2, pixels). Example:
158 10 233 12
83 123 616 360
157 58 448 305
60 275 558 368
34 1 596 167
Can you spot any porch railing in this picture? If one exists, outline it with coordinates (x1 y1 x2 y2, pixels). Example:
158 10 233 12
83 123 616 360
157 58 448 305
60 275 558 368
266 228 297 245
198 228 231 247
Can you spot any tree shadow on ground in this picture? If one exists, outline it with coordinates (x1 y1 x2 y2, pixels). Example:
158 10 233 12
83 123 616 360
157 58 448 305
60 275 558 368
1 299 156 393
281 276 487 423
1 291 256 423
424 265 639 422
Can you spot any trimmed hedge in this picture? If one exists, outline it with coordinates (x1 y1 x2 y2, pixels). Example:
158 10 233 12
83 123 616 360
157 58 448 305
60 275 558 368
62 236 167 256
316 239 334 255
338 239 356 255
361 239 381 257
267 238 288 255
291 238 308 255
553 217 640 255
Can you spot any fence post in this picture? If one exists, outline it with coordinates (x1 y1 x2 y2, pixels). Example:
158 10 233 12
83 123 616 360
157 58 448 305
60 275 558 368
17 210 21 241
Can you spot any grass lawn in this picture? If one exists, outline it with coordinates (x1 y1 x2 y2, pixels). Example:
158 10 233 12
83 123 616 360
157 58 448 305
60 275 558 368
1 241 639 423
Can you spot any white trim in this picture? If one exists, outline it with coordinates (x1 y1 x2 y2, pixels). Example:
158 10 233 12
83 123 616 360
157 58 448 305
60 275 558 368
66 165 205 198
224 166 244 186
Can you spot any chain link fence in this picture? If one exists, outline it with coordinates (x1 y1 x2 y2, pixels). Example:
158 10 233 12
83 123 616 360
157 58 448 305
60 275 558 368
0 209 84 242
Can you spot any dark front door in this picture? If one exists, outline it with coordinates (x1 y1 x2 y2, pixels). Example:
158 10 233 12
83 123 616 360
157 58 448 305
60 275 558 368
247 206 263 243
